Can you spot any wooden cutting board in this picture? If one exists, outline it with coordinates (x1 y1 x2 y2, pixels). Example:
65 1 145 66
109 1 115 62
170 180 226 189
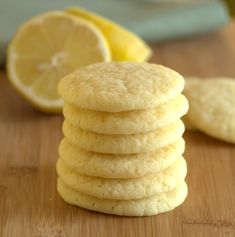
1 21 235 237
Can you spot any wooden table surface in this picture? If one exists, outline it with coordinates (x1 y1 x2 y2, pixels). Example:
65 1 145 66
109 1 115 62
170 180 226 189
1 22 235 237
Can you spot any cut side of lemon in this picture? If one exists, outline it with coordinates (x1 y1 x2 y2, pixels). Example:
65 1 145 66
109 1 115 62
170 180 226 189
7 11 111 113
66 7 152 62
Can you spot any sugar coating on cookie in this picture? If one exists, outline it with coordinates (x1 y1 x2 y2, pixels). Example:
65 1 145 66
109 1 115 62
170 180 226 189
57 179 188 216
184 78 235 143
63 94 188 134
58 62 185 112
57 156 187 200
59 137 185 178
62 119 185 154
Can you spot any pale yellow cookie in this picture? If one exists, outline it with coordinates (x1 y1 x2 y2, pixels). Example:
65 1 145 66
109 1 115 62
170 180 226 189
57 156 187 200
62 119 185 154
63 94 188 134
184 78 235 143
58 62 185 112
57 179 188 216
59 137 185 178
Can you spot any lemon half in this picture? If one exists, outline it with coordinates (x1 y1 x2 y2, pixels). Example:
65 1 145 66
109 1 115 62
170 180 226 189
7 11 111 112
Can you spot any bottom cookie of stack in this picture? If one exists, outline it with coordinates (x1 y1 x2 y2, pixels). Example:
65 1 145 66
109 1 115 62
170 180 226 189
57 178 188 216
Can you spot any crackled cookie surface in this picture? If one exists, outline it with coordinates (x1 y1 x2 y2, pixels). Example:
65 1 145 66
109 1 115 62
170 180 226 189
58 62 185 112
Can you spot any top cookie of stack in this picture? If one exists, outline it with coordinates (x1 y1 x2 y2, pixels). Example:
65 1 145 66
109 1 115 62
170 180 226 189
59 62 185 113
57 62 188 216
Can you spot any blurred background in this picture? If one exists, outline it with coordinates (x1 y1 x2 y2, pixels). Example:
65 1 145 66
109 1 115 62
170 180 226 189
0 0 234 64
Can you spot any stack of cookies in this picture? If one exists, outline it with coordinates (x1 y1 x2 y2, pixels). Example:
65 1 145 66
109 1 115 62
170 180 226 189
57 62 189 216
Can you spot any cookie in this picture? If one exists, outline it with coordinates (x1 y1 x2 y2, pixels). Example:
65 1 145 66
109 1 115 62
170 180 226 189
58 62 185 112
184 78 235 143
59 137 185 178
63 94 188 134
57 179 188 216
57 156 187 200
62 119 185 154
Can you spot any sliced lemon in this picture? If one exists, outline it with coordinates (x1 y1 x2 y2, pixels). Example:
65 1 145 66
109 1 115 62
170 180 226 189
66 7 152 62
7 11 111 113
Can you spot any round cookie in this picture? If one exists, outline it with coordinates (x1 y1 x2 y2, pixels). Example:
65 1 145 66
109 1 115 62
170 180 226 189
63 94 188 134
59 137 185 178
57 179 188 216
57 156 187 200
184 78 235 143
63 119 185 154
58 62 185 112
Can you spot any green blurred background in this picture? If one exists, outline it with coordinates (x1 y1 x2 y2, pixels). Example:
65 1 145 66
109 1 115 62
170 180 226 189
0 0 234 64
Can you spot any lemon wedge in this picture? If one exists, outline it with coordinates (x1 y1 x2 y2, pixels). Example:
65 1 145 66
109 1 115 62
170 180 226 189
7 11 111 112
66 7 152 62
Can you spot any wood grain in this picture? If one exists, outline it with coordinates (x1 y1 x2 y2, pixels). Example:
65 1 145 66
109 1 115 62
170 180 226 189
1 22 235 237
